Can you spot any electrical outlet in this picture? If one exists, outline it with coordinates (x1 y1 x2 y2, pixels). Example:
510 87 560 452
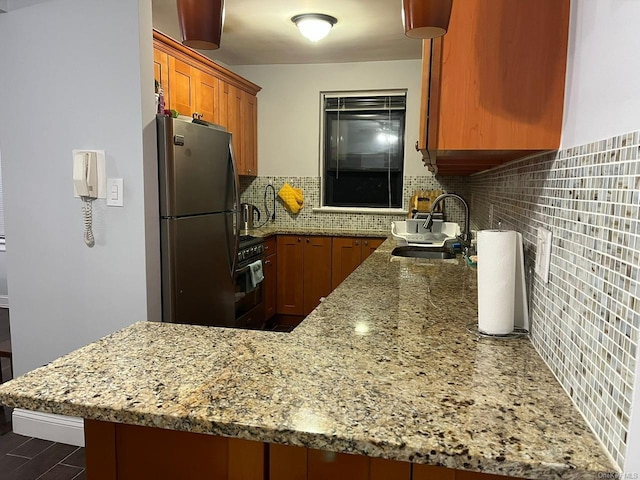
535 227 552 283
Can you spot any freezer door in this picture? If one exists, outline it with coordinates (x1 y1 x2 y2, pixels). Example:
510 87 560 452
157 116 235 216
161 213 235 326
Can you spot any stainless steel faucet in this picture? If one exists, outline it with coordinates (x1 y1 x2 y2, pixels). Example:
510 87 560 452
423 193 473 256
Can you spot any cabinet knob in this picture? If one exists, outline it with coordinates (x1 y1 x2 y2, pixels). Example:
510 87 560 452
264 260 271 265
364 241 369 246
297 238 301 242
415 140 419 151
306 238 310 243
355 240 359 246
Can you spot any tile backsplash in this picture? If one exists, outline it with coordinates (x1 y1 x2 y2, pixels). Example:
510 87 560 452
466 131 640 468
239 175 468 232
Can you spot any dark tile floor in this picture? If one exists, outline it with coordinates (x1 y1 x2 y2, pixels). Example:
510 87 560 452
0 309 86 479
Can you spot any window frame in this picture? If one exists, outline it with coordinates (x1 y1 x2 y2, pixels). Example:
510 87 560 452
318 89 408 212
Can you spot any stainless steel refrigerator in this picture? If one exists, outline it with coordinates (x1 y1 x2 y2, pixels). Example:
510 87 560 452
157 115 239 326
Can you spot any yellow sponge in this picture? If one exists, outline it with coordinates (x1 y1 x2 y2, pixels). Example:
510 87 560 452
278 183 304 214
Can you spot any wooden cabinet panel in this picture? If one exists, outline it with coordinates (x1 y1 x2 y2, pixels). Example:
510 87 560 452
270 444 307 480
418 0 570 175
220 82 244 170
264 238 277 321
361 238 384 261
194 69 219 124
168 56 196 117
370 457 411 480
242 90 258 176
308 449 369 480
153 49 170 106
331 237 363 290
84 420 116 480
413 464 456 480
114 423 229 479
228 438 266 480
302 236 332 315
276 236 304 316
332 237 384 290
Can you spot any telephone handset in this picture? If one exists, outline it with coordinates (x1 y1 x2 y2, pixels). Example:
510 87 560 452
73 152 97 247
73 152 98 198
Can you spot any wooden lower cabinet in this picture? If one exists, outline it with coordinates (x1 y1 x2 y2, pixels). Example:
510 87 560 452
276 235 332 316
302 237 332 315
86 420 524 480
331 237 385 289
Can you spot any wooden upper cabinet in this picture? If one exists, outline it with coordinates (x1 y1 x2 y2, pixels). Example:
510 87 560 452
418 0 570 175
153 49 170 102
168 56 196 116
194 70 219 124
242 90 258 176
153 29 260 176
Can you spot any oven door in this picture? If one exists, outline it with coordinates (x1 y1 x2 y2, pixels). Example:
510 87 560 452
234 261 265 330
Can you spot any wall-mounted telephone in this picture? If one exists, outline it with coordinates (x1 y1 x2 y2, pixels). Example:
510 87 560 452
73 151 99 247
73 152 98 199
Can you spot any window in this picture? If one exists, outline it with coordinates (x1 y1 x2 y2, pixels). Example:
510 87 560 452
321 91 406 209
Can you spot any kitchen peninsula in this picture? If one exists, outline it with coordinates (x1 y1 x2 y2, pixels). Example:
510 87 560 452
0 239 617 479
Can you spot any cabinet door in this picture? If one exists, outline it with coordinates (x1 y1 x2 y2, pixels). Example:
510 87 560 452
303 236 332 316
241 90 258 176
360 238 384 262
331 237 363 290
219 82 244 172
194 69 219 124
168 57 196 117
153 48 170 106
413 464 455 480
276 236 304 316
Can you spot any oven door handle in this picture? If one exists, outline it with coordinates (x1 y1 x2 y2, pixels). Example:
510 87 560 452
235 259 263 276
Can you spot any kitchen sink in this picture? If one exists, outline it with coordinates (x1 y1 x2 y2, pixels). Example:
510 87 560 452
391 245 457 259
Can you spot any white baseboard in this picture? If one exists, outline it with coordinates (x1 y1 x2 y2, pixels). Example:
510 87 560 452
0 296 8 308
12 409 85 447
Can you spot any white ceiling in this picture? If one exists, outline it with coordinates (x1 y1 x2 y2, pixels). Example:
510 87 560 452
152 0 423 65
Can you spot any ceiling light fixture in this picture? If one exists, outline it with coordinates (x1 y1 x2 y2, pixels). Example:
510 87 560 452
176 0 225 50
291 13 337 43
402 0 453 39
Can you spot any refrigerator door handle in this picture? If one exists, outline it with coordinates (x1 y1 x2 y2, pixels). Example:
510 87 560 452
229 138 241 276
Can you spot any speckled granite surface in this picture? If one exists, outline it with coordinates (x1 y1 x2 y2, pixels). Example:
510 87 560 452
0 239 618 479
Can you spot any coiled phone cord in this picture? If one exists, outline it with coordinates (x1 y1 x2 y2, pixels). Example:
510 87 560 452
82 198 95 247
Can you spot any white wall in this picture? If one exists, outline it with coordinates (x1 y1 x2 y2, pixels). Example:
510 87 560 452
561 0 640 149
560 1 640 473
234 60 425 177
0 0 160 376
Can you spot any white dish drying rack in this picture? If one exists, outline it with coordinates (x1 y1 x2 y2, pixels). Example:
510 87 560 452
391 220 461 247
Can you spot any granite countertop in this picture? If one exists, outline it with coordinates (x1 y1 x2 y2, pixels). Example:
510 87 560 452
0 239 618 479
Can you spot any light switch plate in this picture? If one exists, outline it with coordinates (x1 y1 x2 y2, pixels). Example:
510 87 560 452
106 178 124 207
535 227 552 283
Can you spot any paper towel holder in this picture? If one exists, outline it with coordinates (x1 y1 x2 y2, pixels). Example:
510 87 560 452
466 322 528 339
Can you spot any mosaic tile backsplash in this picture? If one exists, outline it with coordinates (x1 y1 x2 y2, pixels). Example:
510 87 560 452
466 131 640 469
239 175 469 232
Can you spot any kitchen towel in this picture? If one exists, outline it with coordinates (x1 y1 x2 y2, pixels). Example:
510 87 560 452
477 230 517 335
278 183 304 214
248 260 264 288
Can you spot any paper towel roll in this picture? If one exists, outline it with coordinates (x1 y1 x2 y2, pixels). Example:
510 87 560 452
477 230 517 335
